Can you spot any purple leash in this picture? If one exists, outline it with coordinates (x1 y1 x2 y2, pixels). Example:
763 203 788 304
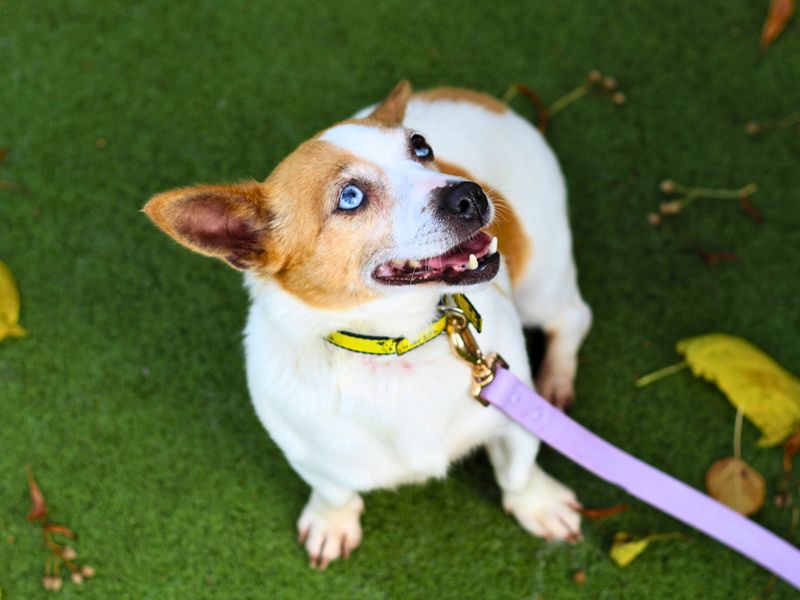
482 366 800 590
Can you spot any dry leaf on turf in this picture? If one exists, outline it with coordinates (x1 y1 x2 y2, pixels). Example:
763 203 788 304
609 532 678 567
760 0 796 51
0 261 27 341
706 457 765 515
676 334 800 446
784 428 800 472
579 504 630 519
25 466 48 522
44 523 76 538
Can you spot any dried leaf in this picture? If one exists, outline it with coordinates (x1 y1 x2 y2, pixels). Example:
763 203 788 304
693 246 740 265
706 457 766 515
739 195 765 223
760 0 796 51
579 503 630 520
784 428 800 472
25 466 48 522
0 261 27 341
44 523 76 539
676 334 800 446
609 532 679 567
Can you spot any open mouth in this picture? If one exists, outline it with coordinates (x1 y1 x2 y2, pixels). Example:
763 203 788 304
373 231 500 286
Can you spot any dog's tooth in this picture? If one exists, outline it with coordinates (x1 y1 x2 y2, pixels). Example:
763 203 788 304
467 254 479 270
390 260 405 268
408 259 422 268
489 236 498 254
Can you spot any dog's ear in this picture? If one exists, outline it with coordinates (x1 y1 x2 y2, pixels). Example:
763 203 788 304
370 80 413 126
143 182 272 270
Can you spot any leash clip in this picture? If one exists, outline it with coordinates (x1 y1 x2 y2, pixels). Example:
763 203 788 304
442 308 507 406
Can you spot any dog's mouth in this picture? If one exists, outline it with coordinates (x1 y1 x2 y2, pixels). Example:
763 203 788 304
373 231 500 286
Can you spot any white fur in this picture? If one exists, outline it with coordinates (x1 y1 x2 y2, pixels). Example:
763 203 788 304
245 94 591 566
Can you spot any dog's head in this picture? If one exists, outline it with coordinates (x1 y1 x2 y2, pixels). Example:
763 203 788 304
144 81 500 309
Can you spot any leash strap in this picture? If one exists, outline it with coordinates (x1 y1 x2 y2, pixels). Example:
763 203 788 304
481 367 800 590
326 294 481 356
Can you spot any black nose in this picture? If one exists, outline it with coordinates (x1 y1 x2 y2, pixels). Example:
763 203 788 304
440 181 490 224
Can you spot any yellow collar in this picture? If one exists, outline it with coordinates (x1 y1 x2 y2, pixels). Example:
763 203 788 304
325 294 482 356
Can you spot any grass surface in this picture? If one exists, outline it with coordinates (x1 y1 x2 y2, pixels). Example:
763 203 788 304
2 1 800 598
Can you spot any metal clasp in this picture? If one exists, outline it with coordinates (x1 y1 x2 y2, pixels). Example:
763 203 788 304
441 307 507 406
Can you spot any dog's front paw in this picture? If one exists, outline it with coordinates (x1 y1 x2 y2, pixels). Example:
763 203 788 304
297 492 364 569
503 465 582 543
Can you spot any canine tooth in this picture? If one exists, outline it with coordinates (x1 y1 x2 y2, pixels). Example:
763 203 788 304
467 254 479 270
408 259 422 268
390 260 405 268
489 236 498 254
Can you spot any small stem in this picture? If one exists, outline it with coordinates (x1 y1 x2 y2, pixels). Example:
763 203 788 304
670 182 757 200
733 407 743 460
635 361 688 388
501 84 518 104
549 84 589 117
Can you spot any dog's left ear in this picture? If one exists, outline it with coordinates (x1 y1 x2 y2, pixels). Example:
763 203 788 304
143 182 272 270
370 80 413 126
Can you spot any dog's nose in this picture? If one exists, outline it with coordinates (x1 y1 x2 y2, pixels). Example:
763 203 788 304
439 181 490 224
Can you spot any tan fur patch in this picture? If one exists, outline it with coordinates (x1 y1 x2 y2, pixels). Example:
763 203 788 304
259 140 389 309
414 88 508 114
435 160 531 285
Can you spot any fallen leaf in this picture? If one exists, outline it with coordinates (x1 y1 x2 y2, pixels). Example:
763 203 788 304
784 428 800 472
609 532 680 567
677 334 800 446
693 246 740 265
579 503 630 519
44 523 76 539
739 195 765 223
0 261 27 341
0 147 8 164
25 466 48 522
610 537 650 567
760 0 796 52
706 457 766 515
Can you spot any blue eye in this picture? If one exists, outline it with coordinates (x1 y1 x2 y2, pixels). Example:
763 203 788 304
338 184 364 210
410 134 434 161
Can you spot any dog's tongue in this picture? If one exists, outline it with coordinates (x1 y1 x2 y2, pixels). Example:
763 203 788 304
423 233 490 270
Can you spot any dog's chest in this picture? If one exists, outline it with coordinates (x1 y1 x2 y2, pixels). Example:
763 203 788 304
331 341 503 478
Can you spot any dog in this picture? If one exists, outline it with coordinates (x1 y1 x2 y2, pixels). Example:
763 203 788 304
144 81 592 568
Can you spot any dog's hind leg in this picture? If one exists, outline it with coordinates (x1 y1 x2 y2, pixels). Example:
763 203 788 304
511 254 592 409
534 296 592 408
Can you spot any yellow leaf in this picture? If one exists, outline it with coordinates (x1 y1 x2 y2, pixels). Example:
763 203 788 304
0 260 27 341
610 537 651 567
609 532 679 567
677 334 800 446
705 457 765 516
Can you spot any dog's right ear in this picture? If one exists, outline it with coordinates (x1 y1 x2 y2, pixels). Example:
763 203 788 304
143 182 272 270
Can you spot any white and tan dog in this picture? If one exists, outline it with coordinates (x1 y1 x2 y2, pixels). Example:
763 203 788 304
144 81 592 568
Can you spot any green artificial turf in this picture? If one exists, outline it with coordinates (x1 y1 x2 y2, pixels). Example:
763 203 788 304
2 1 800 598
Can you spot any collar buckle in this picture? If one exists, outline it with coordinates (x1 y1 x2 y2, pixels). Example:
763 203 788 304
441 304 507 406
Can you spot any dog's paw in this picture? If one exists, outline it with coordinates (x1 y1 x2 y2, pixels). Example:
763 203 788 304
536 365 575 409
503 465 582 542
297 493 364 569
